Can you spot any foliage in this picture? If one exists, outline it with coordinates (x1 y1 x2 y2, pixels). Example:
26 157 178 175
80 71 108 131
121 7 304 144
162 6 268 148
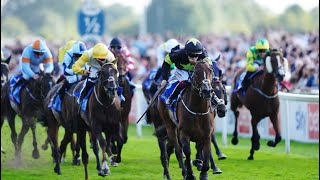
0 0 319 39
1 16 30 37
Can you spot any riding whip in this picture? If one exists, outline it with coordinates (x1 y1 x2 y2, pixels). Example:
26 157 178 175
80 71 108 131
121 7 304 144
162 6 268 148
136 81 167 124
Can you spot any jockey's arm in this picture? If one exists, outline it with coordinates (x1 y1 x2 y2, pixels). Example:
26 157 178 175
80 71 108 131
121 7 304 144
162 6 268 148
245 49 258 72
62 52 74 75
161 54 173 81
72 52 90 75
21 57 36 78
42 58 54 73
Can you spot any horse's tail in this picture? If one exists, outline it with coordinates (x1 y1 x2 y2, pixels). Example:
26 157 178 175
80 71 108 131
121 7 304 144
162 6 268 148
145 109 152 124
154 125 167 140
38 114 48 127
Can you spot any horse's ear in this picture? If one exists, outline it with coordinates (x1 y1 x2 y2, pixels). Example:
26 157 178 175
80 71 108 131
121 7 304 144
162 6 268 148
4 55 11 64
265 56 273 73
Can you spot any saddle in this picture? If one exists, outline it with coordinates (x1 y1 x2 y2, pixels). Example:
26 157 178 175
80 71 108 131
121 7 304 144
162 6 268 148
9 74 24 104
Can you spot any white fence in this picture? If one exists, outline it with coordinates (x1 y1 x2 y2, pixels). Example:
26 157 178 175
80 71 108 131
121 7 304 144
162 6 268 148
130 84 319 153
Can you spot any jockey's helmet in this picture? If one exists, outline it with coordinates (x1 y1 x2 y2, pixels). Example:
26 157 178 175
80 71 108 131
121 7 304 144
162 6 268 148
72 41 87 57
92 43 109 59
32 39 47 53
185 38 203 57
255 38 269 50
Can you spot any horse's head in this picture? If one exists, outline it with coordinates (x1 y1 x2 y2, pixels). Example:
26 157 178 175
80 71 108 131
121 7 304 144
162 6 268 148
97 63 119 98
1 55 11 87
191 59 214 100
38 73 55 99
27 73 55 101
265 49 288 82
116 56 127 84
1 62 10 87
212 75 227 117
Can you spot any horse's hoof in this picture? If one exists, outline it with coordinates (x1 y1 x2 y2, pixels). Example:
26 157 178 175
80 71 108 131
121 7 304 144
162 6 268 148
41 144 48 150
212 167 222 174
162 173 171 180
247 156 254 160
185 174 196 180
98 170 106 177
101 168 111 176
218 153 227 160
267 140 276 147
231 138 238 145
73 157 81 166
115 156 121 163
32 149 40 159
192 159 203 171
110 161 118 167
200 172 208 180
54 167 61 175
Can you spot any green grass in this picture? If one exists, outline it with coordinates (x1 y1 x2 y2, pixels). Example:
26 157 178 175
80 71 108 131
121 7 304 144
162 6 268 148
1 118 319 180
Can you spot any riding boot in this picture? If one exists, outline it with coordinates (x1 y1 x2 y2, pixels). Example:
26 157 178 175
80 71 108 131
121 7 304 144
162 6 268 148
166 81 188 105
238 73 250 94
78 81 94 104
13 77 27 90
57 80 70 100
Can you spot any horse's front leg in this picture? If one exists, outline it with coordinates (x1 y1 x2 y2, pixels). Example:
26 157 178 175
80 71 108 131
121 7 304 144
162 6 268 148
97 132 111 176
231 109 240 145
200 139 212 180
211 133 226 160
248 118 260 160
16 117 31 160
157 136 171 180
180 134 195 180
46 118 61 175
267 114 282 147
90 131 102 174
166 126 186 178
77 125 89 180
30 120 40 159
7 111 18 152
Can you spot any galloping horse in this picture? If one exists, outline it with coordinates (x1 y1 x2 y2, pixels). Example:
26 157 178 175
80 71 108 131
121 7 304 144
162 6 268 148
80 62 123 178
43 80 84 176
111 54 134 163
2 72 54 160
1 55 12 153
230 49 287 160
158 59 217 180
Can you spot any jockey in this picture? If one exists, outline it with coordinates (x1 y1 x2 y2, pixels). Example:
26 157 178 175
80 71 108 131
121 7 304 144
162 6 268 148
13 39 53 89
57 41 87 99
161 38 222 105
72 43 117 104
238 38 270 94
108 37 135 80
147 39 180 95
58 40 77 63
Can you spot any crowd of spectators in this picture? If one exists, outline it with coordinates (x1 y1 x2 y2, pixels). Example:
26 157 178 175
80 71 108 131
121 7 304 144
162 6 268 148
2 29 319 94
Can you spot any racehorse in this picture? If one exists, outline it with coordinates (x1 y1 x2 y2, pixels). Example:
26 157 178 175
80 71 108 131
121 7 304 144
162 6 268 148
43 79 87 176
2 72 54 160
158 59 217 180
80 62 123 178
193 76 227 174
230 49 287 160
110 54 134 163
1 55 12 154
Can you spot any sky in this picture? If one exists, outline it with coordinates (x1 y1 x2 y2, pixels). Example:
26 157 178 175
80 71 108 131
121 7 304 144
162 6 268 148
98 0 319 15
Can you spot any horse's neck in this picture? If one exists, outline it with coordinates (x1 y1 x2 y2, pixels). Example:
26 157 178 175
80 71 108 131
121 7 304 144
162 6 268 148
254 72 277 94
96 83 114 103
185 87 210 109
